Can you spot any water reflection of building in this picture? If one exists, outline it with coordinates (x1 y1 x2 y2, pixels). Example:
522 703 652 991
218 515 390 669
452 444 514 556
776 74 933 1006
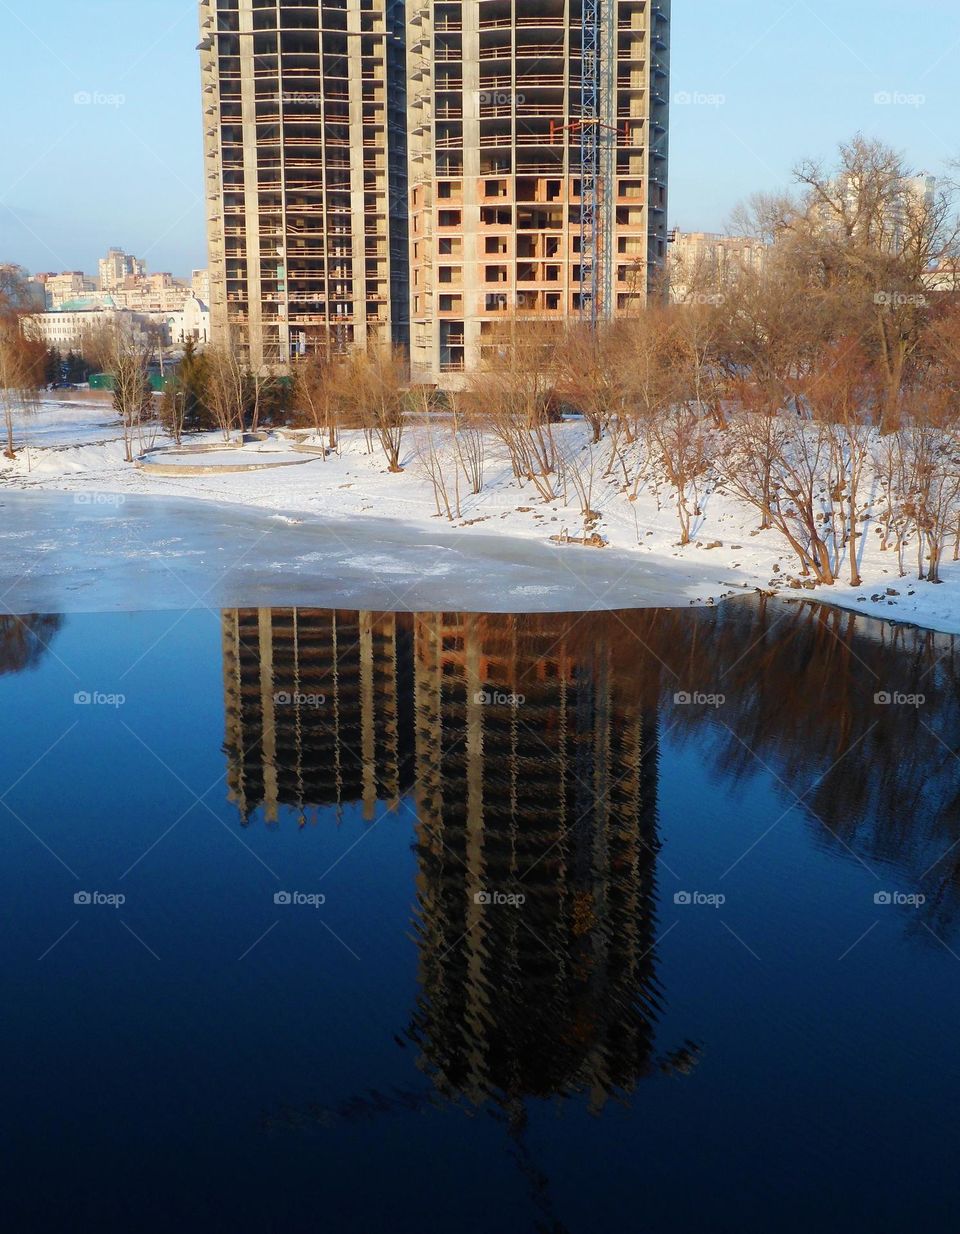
409 613 670 1113
221 609 414 823
224 606 701 1124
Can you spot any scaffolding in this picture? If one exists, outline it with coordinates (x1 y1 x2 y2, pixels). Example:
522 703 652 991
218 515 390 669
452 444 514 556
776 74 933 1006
579 0 615 327
580 0 600 326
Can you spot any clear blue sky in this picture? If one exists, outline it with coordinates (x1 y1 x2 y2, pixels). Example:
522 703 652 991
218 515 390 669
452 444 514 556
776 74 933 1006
0 0 957 277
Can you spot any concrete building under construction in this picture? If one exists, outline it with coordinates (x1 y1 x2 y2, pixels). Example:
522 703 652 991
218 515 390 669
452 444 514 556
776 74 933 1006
199 0 670 384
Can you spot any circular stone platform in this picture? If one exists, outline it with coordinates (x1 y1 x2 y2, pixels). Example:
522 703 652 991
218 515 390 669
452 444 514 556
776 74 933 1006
137 441 324 476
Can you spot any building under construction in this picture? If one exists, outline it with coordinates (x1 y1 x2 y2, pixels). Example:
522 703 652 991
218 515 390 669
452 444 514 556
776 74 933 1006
408 610 667 1110
199 0 670 384
221 608 415 823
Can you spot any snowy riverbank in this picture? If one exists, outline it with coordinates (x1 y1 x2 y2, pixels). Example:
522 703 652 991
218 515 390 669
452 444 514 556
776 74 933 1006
2 398 959 631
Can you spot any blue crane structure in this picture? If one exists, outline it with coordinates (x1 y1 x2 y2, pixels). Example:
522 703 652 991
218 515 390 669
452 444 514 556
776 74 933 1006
578 0 616 327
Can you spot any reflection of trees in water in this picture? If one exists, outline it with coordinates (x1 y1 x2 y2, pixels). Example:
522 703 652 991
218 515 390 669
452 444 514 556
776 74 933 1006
0 614 63 676
630 598 960 935
241 598 958 1140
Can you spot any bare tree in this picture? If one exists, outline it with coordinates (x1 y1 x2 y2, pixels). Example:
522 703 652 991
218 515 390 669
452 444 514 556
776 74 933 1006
409 384 456 517
897 409 960 583
782 136 960 431
0 316 45 460
719 413 838 583
804 338 876 585
203 344 249 442
106 327 154 463
0 270 45 459
559 441 601 541
292 353 341 452
871 431 911 574
464 322 560 501
553 322 631 444
645 407 713 545
665 290 730 431
450 393 485 495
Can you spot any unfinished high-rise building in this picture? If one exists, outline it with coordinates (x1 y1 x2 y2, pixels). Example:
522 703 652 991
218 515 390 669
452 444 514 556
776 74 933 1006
199 0 409 366
199 0 670 383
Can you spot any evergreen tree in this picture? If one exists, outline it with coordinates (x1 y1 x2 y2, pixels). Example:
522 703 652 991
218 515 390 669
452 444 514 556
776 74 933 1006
159 338 215 439
44 347 61 386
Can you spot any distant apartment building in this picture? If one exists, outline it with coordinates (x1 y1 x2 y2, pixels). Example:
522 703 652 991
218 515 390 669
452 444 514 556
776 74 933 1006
808 172 937 255
191 268 211 304
98 247 147 292
199 0 670 384
667 230 769 302
109 275 199 314
31 271 97 309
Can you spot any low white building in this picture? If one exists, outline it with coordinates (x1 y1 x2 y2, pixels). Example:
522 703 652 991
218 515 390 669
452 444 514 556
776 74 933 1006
26 306 158 353
26 297 211 356
164 294 211 350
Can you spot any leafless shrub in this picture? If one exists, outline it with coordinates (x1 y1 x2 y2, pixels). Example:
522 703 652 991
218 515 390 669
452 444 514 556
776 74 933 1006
450 394 485 495
645 407 713 545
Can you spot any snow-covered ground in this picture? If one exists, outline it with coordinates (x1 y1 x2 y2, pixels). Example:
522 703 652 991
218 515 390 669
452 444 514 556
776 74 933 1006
2 398 959 630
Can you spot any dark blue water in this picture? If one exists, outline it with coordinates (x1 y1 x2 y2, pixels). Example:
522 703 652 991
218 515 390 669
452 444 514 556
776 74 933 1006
1 600 959 1233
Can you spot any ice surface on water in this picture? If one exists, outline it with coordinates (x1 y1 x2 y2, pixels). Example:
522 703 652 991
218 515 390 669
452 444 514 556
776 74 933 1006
0 491 725 616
